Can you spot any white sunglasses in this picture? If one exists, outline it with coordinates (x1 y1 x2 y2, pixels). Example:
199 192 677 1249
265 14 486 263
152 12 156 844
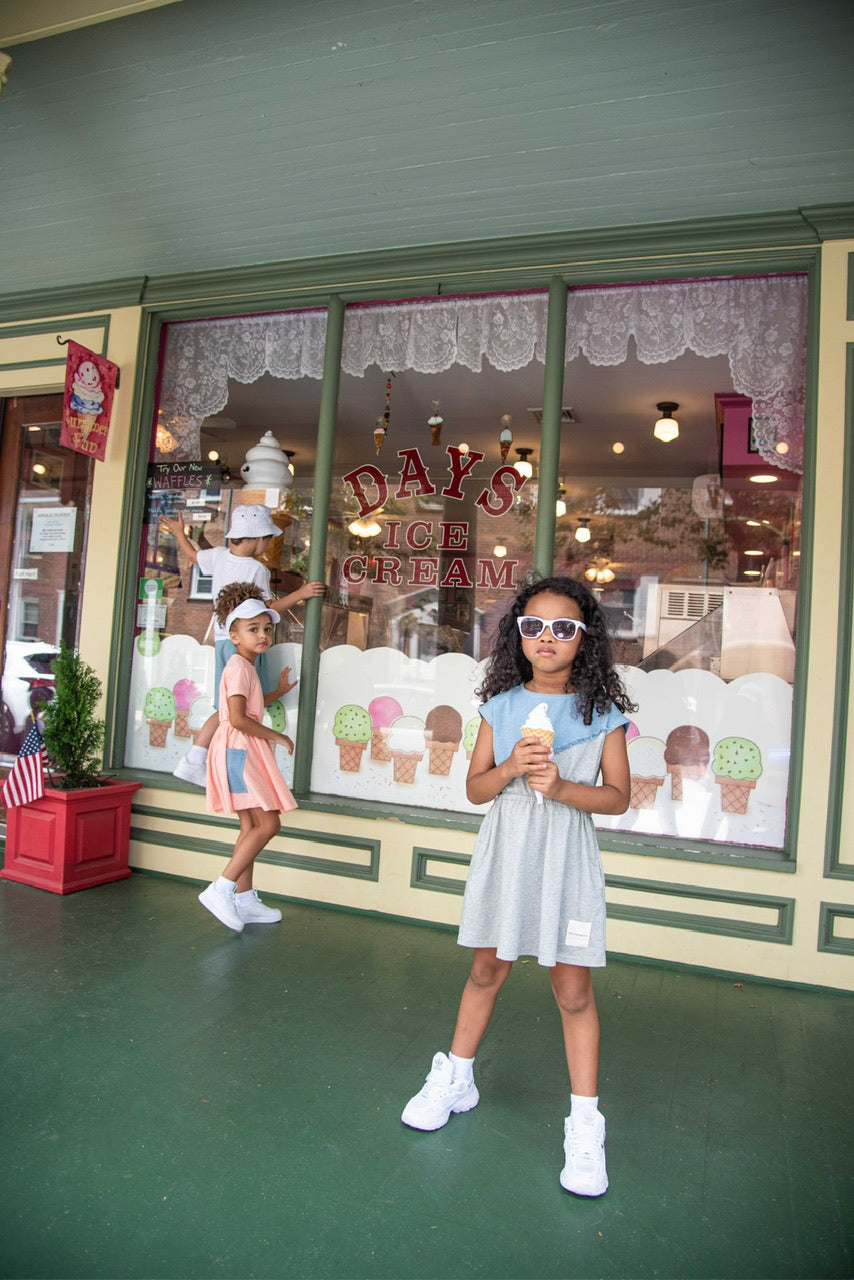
517 616 587 642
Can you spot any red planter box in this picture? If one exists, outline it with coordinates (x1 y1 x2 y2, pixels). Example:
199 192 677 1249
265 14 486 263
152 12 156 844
1 778 141 894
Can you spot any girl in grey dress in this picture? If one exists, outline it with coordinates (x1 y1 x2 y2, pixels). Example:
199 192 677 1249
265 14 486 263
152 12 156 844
402 578 635 1199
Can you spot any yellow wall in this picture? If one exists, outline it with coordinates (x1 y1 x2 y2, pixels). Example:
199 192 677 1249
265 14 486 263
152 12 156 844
2 258 853 990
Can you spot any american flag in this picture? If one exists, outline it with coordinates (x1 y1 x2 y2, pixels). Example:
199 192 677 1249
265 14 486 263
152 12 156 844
2 721 46 808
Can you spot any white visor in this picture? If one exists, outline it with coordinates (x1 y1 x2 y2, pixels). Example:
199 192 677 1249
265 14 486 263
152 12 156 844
225 599 279 634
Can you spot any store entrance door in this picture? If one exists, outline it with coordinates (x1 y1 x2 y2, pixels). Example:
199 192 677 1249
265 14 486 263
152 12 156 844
0 395 94 758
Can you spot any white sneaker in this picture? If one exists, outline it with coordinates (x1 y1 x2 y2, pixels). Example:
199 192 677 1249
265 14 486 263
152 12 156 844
174 755 207 787
401 1052 480 1131
235 890 282 924
198 882 244 932
560 1110 608 1196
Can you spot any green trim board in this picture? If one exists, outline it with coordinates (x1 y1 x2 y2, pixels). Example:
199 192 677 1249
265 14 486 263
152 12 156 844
824 343 854 880
817 902 854 955
411 847 471 895
407 852 795 944
848 254 854 322
130 814 380 882
605 875 795 944
0 314 112 373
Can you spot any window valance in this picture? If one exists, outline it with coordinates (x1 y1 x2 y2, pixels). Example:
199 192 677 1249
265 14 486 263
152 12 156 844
158 275 806 471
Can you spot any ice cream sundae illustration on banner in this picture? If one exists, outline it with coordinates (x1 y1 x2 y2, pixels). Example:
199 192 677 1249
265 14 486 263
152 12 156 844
520 701 555 804
60 340 119 461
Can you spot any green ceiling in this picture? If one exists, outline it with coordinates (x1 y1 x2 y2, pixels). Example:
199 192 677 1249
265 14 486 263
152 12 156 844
1 0 853 300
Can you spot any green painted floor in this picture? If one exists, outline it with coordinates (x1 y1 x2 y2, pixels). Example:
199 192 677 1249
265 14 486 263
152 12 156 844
0 873 851 1280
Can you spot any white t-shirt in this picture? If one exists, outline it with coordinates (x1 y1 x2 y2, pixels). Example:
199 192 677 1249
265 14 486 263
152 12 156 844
196 546 272 641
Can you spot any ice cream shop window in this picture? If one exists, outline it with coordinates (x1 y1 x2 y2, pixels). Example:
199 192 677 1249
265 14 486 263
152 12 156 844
310 294 550 814
124 274 808 856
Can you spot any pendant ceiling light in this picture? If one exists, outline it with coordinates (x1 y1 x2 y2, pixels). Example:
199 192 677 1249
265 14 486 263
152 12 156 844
514 447 534 479
653 401 680 443
575 517 591 543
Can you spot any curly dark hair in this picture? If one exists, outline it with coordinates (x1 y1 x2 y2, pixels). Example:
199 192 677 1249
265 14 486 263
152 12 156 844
213 582 267 627
476 576 637 724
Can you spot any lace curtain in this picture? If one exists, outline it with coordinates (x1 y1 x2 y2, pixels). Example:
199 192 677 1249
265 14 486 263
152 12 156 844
157 276 806 471
158 309 329 456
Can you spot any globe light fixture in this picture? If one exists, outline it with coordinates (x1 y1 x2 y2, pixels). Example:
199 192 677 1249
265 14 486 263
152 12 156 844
514 447 534 479
575 517 591 543
653 401 680 443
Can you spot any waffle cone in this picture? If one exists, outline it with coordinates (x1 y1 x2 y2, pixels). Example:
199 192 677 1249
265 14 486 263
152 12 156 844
716 777 756 814
521 726 554 748
667 763 706 800
336 738 367 772
147 719 170 748
174 709 191 739
392 752 422 784
630 776 663 809
499 440 510 462
428 742 459 775
370 728 391 762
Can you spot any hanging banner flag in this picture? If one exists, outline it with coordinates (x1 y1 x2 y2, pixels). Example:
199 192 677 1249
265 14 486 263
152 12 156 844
60 340 119 461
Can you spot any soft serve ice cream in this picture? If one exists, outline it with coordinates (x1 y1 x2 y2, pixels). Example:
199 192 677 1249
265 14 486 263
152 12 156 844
520 701 554 804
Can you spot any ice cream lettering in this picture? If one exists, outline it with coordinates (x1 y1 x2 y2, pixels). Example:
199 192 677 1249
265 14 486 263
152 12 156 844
333 704 372 772
387 715 426 784
520 701 554 804
425 704 463 775
713 736 762 813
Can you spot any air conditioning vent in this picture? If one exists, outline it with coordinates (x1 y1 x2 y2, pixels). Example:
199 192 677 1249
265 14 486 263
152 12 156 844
663 589 724 620
527 407 575 424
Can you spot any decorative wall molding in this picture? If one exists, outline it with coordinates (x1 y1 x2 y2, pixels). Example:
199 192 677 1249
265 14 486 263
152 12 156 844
817 903 854 955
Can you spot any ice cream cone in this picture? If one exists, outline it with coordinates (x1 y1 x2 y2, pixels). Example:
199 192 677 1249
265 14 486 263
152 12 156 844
392 751 422 784
77 412 98 441
174 709 191 739
147 719 170 748
370 728 391 762
630 776 664 809
427 741 459 776
716 777 756 814
500 440 510 461
336 738 367 772
430 423 442 445
667 762 706 801
374 429 385 454
520 726 554 750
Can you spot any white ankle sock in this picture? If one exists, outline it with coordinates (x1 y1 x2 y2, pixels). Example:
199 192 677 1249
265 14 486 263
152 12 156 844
570 1093 599 1115
215 875 237 894
449 1052 475 1081
235 889 256 900
187 745 208 764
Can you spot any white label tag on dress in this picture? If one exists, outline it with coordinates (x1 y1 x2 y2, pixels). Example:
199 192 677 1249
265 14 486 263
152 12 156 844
564 919 592 948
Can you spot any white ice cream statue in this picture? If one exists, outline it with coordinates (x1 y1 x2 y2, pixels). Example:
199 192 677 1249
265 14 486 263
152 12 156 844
240 431 293 489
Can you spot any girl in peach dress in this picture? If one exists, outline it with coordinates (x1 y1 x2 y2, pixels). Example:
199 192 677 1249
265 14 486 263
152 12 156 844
198 584 298 933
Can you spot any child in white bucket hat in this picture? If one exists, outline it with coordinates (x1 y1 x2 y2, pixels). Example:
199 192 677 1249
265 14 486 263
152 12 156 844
162 503 325 786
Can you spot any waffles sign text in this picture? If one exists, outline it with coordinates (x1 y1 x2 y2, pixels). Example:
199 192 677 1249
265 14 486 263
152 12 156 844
342 445 524 588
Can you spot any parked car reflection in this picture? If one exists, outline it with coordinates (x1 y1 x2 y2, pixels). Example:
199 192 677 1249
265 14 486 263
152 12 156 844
1 641 59 754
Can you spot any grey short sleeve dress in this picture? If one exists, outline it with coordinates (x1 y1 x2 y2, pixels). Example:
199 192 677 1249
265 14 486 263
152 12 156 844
458 685 628 969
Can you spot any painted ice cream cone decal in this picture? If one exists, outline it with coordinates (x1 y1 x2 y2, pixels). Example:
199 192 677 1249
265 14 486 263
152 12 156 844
499 415 513 462
463 717 480 760
368 696 402 762
172 679 201 739
333 705 372 772
664 725 710 801
713 736 762 813
374 423 386 454
520 701 554 804
387 715 426 784
425 705 462 775
627 736 666 809
144 686 176 747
